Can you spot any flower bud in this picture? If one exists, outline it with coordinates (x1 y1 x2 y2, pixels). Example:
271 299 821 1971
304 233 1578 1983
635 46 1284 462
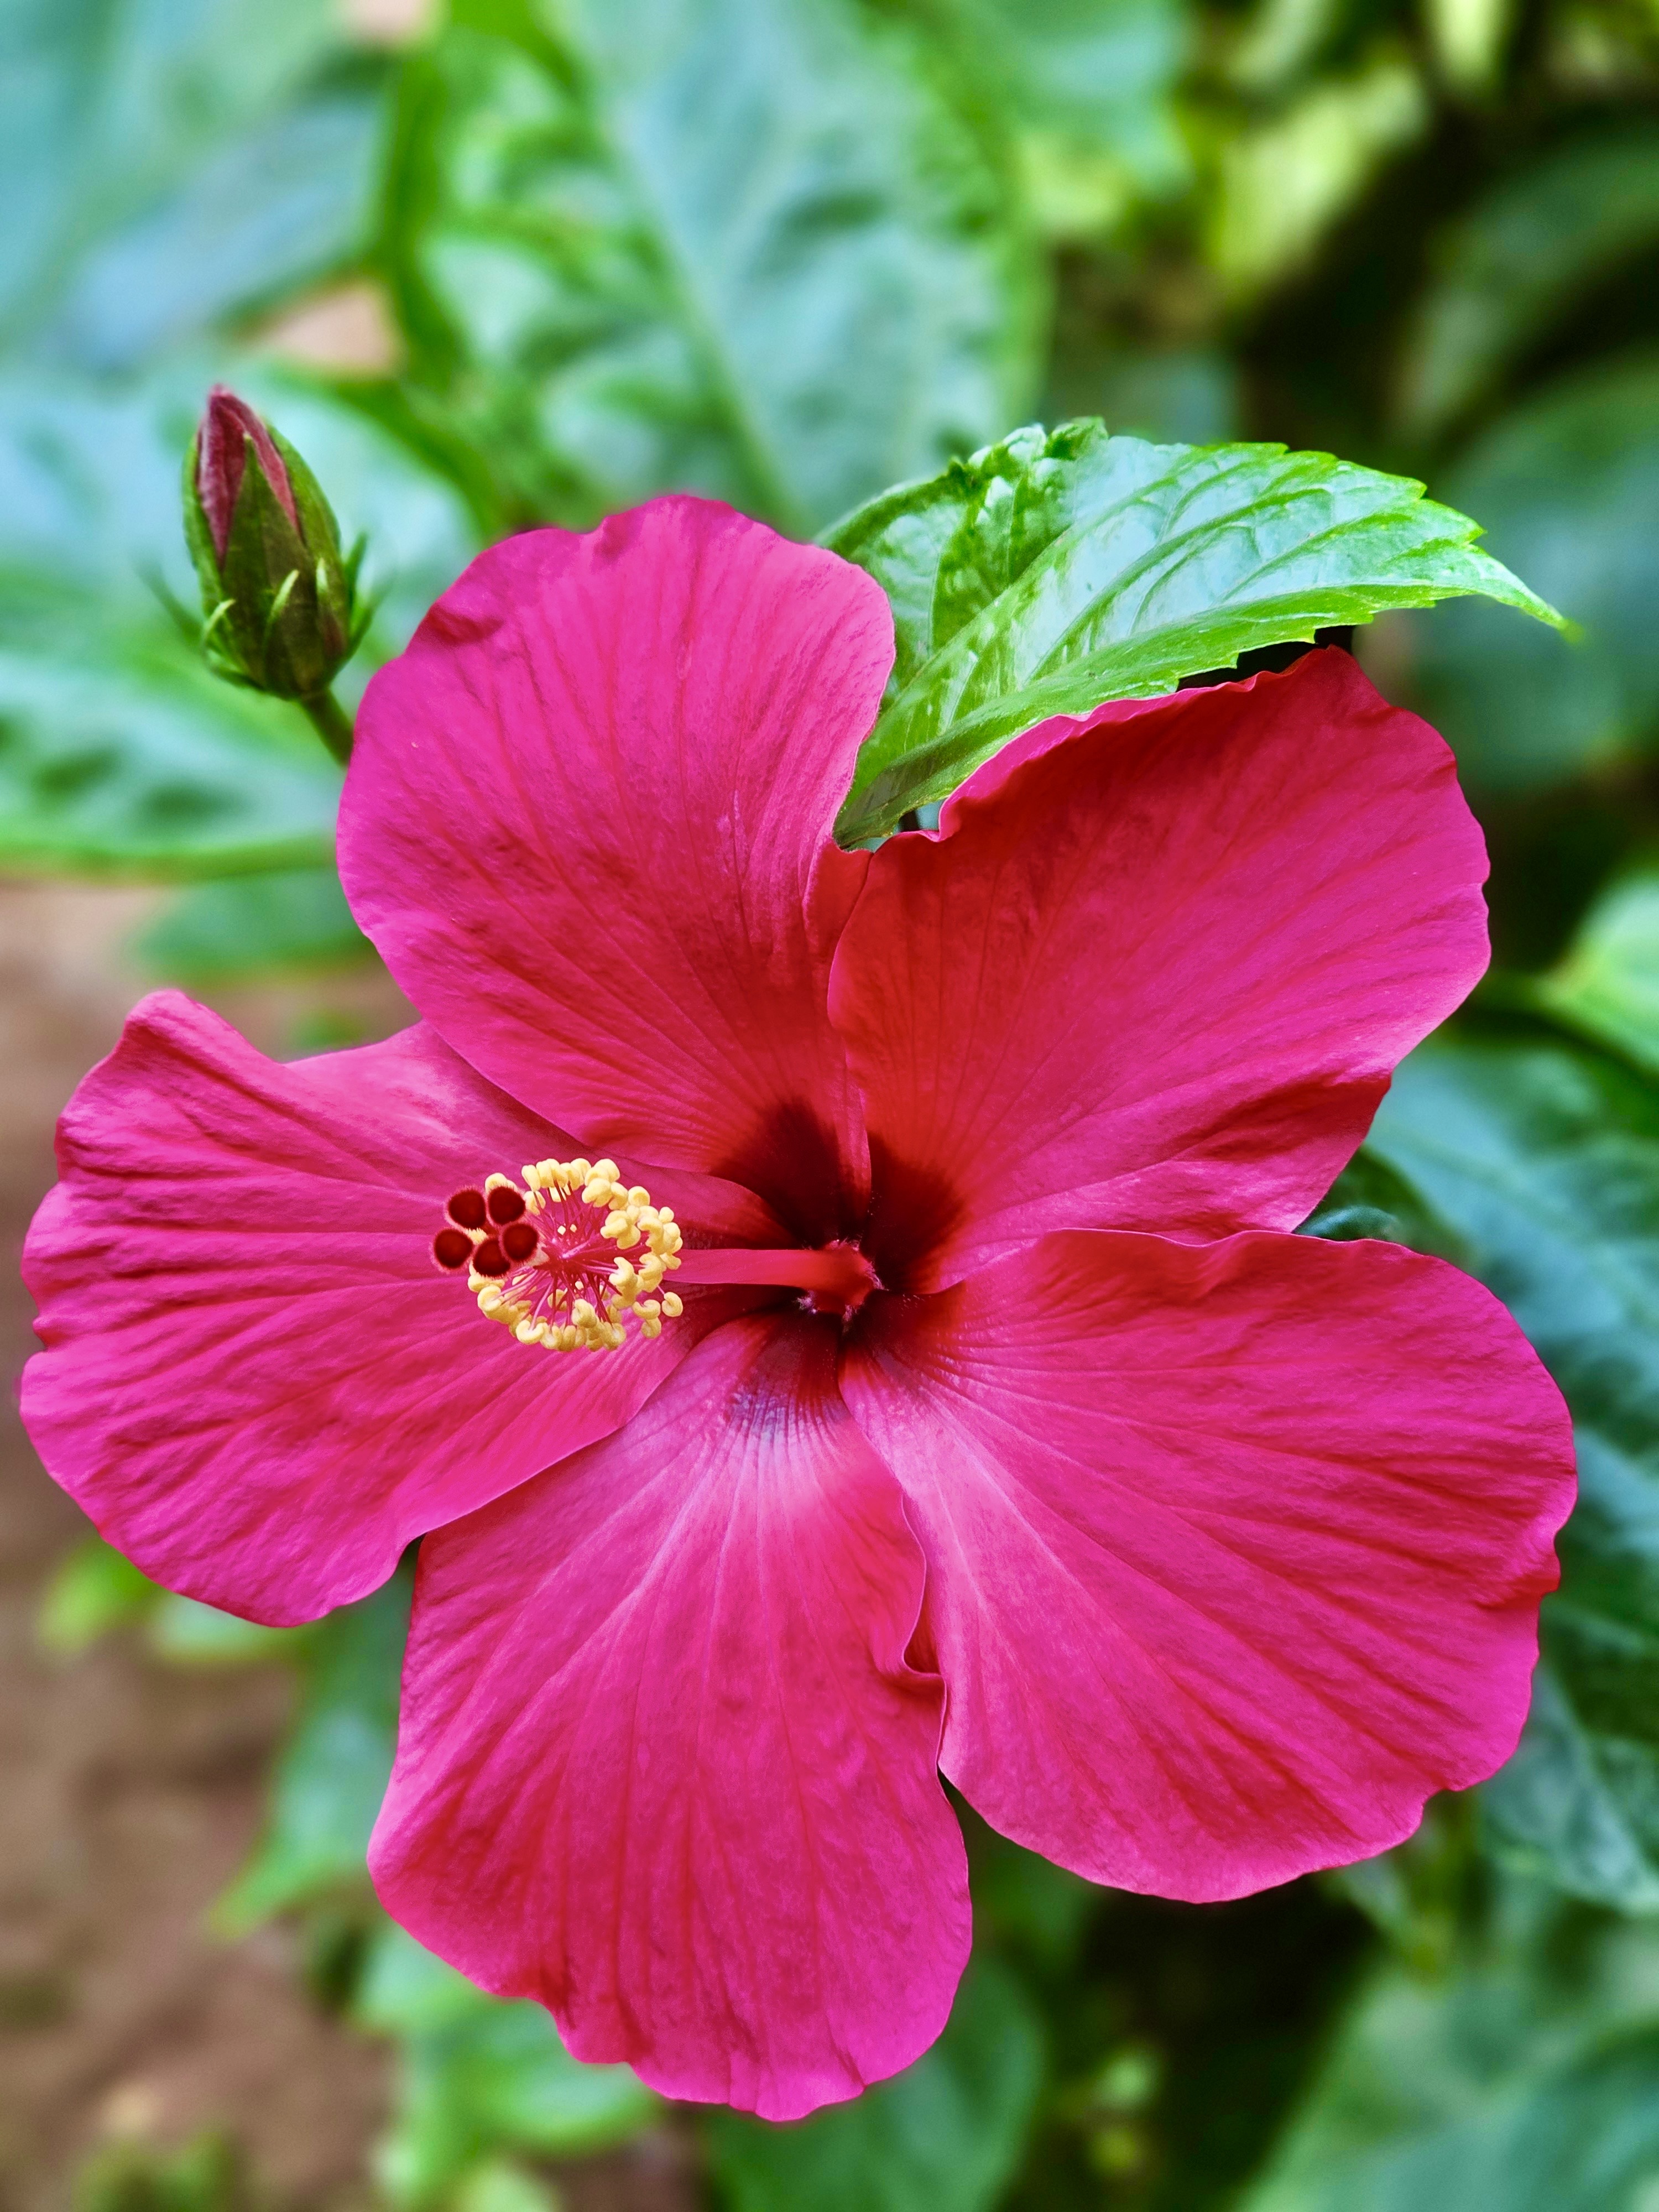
183 387 362 704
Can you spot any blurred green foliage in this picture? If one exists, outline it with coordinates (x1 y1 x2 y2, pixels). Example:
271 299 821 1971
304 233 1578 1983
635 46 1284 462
74 2135 252 2212
20 0 1659 2200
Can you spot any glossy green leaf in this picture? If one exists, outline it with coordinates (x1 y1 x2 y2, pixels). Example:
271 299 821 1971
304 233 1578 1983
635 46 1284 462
356 1922 657 2206
140 866 370 982
1368 1032 1659 1910
1531 868 1659 1080
826 418 1561 841
1408 355 1659 794
1401 125 1659 440
705 1959 1043 2212
215 1574 410 1934
390 0 1039 534
1243 1888 1659 2211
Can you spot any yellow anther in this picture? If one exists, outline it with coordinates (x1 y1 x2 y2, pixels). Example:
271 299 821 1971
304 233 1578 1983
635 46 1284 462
661 1291 684 1318
462 1158 688 1358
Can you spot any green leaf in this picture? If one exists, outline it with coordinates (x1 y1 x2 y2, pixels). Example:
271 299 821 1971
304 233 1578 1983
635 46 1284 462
0 632 341 878
1400 125 1659 440
52 93 384 378
826 418 1561 842
37 1535 160 1653
1298 1147 1470 1264
140 865 370 982
215 1574 410 1934
1530 867 1659 1081
704 1959 1043 2212
1243 1888 1659 2212
905 0 1189 204
1368 1032 1659 1910
389 0 1039 534
1 0 381 369
1408 354 1659 795
356 1922 656 2208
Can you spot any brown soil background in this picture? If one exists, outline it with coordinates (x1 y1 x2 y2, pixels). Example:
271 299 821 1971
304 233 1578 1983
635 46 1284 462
0 886 695 2212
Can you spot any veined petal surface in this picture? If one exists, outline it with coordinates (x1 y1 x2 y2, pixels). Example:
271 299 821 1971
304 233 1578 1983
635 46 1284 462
22 994 769 1624
832 651 1490 1288
371 1313 968 2120
842 1228 1574 1898
342 497 891 1242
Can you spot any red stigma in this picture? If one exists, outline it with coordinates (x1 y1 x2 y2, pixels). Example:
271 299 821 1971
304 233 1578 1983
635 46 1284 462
447 1188 488 1229
500 1220 539 1264
486 1185 526 1225
472 1240 511 1278
432 1228 473 1271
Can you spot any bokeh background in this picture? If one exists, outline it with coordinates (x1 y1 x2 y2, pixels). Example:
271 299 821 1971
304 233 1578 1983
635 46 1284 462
6 0 1659 2207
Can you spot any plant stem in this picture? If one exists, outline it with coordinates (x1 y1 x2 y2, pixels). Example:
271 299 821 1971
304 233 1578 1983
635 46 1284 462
298 687 354 766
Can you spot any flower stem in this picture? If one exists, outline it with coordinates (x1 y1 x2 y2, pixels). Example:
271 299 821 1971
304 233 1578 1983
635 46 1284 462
674 1246 880 1299
298 687 354 766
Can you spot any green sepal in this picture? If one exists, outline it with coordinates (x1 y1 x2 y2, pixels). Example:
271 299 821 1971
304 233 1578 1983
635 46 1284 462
182 421 357 702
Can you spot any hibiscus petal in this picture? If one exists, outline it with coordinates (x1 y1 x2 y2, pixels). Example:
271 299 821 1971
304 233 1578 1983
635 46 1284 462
22 992 773 1624
341 497 890 1241
370 1311 968 2120
831 651 1489 1287
841 1228 1574 1900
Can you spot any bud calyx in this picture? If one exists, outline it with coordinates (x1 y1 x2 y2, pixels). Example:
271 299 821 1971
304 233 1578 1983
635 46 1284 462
184 387 365 724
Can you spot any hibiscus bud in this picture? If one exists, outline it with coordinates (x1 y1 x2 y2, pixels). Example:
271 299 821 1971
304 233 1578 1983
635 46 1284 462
183 387 361 711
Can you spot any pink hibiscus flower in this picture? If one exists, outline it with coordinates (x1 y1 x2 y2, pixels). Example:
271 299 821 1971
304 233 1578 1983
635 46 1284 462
22 498 1574 2120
